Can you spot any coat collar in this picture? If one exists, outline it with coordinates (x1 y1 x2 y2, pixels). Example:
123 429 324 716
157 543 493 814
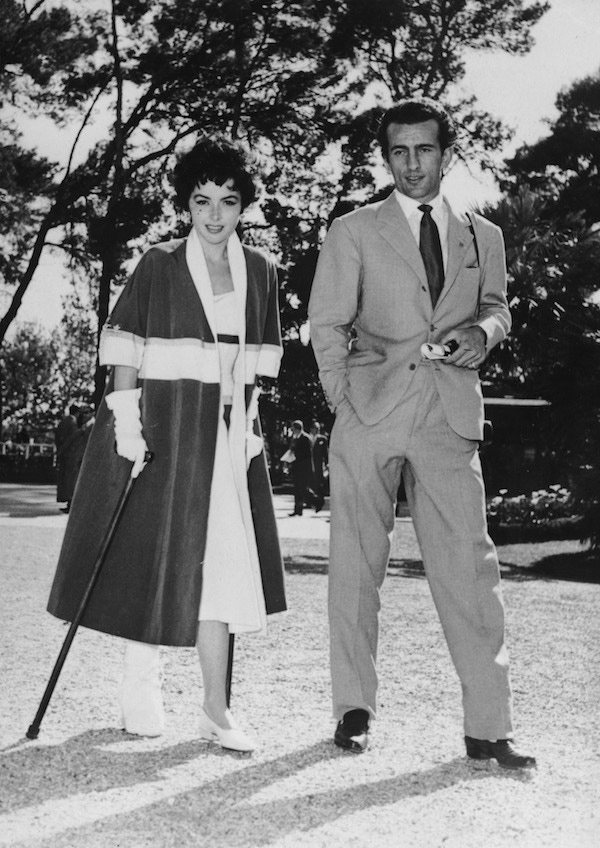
185 228 247 344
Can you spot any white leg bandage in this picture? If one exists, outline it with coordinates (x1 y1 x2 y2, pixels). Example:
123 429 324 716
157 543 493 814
119 639 165 737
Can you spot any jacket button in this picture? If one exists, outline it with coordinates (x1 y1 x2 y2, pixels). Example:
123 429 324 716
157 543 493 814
409 363 416 370
430 324 435 331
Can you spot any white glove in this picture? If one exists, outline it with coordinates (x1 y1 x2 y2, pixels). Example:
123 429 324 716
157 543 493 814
246 385 263 468
105 388 148 478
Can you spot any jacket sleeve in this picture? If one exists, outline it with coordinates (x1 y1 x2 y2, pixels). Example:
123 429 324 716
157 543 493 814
98 249 155 370
308 217 362 410
474 218 511 351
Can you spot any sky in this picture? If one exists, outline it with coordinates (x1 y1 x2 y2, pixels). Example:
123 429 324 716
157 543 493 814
7 0 600 331
445 0 600 208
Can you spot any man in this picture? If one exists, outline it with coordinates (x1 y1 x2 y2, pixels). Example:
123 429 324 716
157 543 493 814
55 404 81 514
287 419 316 516
309 422 328 512
308 98 535 769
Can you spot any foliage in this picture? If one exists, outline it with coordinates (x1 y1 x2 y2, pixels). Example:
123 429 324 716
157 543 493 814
481 186 600 396
0 0 103 338
0 0 550 320
0 323 61 437
0 0 550 419
487 485 578 527
272 339 332 430
506 69 600 225
492 67 600 553
54 278 97 409
573 465 600 551
0 285 96 439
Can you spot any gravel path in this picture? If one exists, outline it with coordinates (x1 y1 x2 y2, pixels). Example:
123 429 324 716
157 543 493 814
1 492 599 847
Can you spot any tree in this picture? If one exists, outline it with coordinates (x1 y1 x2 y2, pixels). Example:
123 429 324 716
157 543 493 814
483 186 600 549
0 323 61 437
0 0 103 329
1 0 550 420
1 0 356 401
54 277 97 409
0 291 96 439
507 69 600 226
499 70 600 549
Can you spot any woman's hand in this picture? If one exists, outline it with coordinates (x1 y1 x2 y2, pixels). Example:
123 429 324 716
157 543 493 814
105 388 149 478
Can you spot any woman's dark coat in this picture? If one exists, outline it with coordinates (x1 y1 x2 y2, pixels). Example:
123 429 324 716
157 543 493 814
47 237 286 646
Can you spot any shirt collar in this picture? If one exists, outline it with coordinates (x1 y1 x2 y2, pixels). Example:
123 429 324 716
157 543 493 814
394 189 444 219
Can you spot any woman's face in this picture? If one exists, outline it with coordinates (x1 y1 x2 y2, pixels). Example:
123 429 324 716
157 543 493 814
188 179 242 249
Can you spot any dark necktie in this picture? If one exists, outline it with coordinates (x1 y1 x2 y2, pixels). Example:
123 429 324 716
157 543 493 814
419 204 444 307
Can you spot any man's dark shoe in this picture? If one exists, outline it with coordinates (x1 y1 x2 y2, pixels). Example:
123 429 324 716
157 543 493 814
465 736 537 770
334 709 370 753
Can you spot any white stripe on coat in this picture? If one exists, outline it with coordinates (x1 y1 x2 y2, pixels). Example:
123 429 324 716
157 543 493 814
99 328 146 370
244 344 283 379
138 337 220 383
256 344 283 378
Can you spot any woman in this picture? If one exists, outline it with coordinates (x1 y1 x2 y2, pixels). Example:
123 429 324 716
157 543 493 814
47 137 286 752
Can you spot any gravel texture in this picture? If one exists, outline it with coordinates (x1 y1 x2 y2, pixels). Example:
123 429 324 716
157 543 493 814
1 509 599 847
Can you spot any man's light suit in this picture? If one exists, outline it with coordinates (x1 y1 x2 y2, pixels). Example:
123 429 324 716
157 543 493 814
308 192 514 739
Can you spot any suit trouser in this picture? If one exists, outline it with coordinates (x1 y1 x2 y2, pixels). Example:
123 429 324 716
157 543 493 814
328 364 514 739
292 466 315 514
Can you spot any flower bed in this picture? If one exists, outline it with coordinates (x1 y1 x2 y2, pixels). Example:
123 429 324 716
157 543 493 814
487 485 583 543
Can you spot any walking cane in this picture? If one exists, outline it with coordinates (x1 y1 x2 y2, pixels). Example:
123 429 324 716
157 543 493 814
25 452 153 740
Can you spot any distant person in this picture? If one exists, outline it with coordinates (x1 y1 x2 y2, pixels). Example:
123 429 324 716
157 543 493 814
309 97 535 768
54 405 81 514
287 420 316 516
309 422 328 511
46 136 286 750
16 425 29 444
77 405 95 449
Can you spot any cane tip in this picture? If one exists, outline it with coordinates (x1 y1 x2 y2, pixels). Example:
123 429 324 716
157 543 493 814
25 725 40 740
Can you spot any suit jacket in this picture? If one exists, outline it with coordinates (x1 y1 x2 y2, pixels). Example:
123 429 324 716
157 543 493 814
308 193 511 440
290 432 313 477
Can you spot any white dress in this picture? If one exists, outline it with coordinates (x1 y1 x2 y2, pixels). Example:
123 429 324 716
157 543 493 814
198 291 267 634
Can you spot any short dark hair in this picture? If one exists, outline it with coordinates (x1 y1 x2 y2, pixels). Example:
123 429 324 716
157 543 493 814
173 135 257 211
377 98 457 159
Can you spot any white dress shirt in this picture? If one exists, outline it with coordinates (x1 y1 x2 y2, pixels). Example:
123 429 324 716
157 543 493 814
394 190 449 271
395 189 490 345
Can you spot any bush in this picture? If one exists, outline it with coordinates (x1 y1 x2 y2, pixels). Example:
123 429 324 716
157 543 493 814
487 485 583 543
572 464 600 551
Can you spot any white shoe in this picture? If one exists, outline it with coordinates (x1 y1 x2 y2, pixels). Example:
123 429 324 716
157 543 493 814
119 640 165 737
199 708 257 752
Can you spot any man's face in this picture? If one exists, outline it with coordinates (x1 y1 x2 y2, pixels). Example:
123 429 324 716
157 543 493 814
385 119 453 203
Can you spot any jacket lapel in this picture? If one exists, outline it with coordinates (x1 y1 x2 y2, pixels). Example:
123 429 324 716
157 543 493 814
435 203 474 310
376 194 427 287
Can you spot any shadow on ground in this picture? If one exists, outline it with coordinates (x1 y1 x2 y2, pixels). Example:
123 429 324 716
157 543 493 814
0 731 531 847
0 485 65 518
499 550 600 584
285 552 600 584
